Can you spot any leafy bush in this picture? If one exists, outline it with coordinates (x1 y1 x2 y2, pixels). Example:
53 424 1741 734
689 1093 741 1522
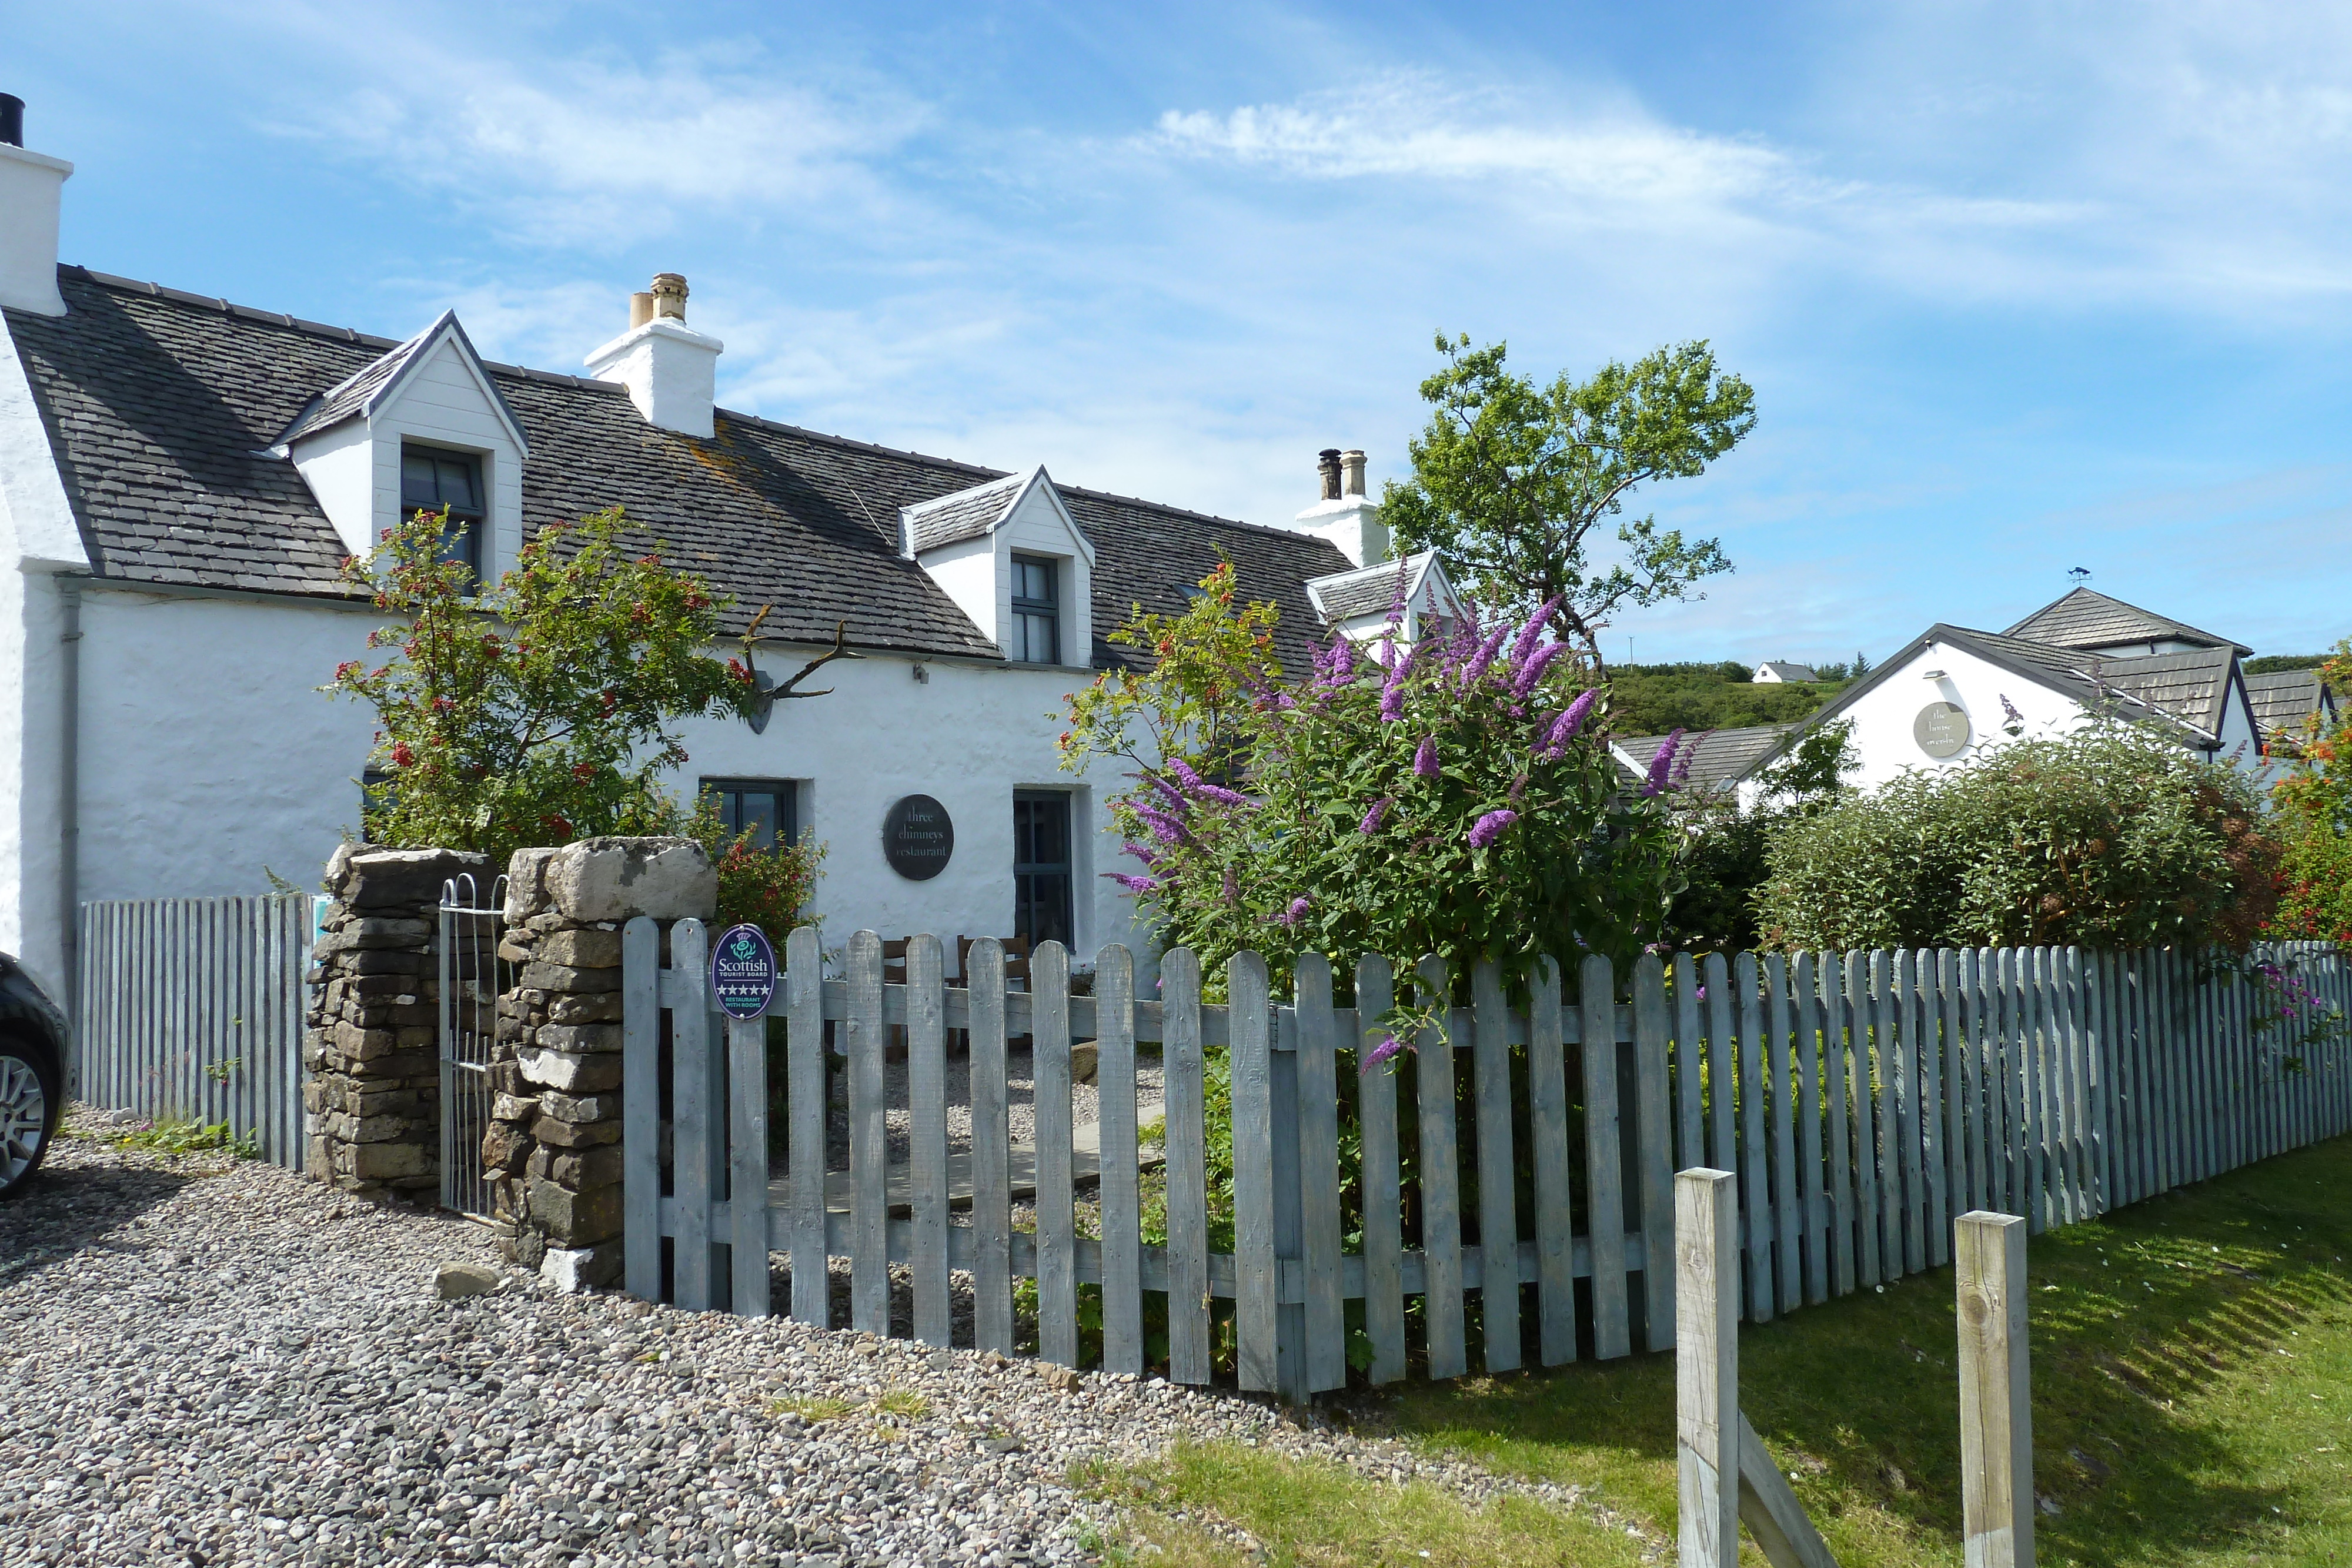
1605 663 1838 735
1755 723 2280 952
2267 640 2352 947
328 505 755 867
1060 563 1683 993
1658 721 1855 954
685 794 826 933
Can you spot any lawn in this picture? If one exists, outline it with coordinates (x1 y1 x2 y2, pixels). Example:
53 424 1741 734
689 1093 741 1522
1098 1133 2352 1567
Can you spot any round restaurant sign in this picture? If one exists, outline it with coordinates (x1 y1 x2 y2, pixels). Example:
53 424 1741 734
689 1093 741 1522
710 924 779 1019
1913 701 1972 759
883 794 955 881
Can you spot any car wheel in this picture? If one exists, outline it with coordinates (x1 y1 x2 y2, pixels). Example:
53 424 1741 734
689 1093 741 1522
0 1041 58 1198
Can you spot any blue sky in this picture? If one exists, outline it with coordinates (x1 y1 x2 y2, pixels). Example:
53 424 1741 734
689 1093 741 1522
13 2 2352 664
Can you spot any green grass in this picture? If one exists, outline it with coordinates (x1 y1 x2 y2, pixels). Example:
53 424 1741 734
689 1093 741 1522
1102 1135 2352 1567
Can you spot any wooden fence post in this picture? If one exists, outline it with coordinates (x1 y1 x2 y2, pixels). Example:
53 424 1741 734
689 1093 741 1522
1678 1167 1740 1567
1956 1211 2034 1568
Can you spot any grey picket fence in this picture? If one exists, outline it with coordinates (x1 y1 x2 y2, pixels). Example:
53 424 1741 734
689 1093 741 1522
73 892 318 1169
623 925 2350 1395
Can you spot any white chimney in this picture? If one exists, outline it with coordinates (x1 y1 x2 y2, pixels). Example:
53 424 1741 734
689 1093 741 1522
1293 445 1388 568
584 272 722 439
0 95 70 317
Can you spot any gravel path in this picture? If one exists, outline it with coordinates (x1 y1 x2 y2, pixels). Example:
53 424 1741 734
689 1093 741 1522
2 1118 1654 1567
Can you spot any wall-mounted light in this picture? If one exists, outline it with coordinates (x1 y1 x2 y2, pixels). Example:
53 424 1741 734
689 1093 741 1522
911 663 930 685
1922 668 1947 680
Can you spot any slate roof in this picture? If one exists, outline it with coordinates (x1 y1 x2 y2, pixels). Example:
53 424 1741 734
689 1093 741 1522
2246 668 2334 739
1755 661 1819 683
6 268 1353 668
1612 723 1796 794
900 472 1027 554
2004 587 2250 657
1305 551 1439 623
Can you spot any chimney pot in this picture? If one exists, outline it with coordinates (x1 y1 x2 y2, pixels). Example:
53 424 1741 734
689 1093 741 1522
650 272 688 320
1317 447 1342 502
1341 449 1367 497
0 94 23 149
629 291 654 329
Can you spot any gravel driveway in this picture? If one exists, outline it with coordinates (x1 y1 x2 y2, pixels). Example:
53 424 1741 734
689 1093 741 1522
1 1117 1638 1567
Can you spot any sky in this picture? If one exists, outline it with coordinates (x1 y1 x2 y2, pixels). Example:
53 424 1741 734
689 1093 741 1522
11 1 2352 666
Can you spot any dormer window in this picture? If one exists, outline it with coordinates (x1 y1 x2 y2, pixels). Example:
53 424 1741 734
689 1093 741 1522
1011 554 1061 664
401 444 486 576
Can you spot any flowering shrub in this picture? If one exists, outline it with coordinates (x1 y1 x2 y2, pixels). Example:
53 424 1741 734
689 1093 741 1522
326 506 756 867
2267 639 2352 949
685 795 827 934
1060 563 1682 994
1755 722 2280 952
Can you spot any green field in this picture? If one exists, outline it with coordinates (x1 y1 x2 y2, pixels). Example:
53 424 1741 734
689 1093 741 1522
1097 1134 2352 1566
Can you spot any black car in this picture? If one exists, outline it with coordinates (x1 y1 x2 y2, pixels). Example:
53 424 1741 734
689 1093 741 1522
0 952 68 1198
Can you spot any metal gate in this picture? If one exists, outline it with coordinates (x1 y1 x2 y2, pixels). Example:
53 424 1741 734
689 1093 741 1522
437 874 506 1217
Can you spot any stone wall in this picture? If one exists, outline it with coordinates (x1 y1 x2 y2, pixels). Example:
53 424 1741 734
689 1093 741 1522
485 837 716 1288
305 845 490 1198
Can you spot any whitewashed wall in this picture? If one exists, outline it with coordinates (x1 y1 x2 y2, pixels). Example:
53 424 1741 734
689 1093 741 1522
27 589 1150 988
1842 637 2264 793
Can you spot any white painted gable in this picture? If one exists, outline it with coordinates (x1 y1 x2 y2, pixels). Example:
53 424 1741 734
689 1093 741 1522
283 313 529 574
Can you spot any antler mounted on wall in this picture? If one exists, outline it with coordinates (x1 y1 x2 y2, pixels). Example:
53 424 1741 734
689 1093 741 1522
739 609 863 734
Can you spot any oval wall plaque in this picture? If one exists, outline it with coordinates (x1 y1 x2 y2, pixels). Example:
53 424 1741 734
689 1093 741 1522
1914 701 1972 759
710 924 779 1019
883 794 955 881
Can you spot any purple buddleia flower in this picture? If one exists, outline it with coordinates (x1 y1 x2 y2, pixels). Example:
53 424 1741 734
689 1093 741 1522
1507 596 1564 674
1671 731 1706 789
1508 771 1527 804
1149 771 1187 809
1414 735 1440 778
1168 758 1204 791
1194 781 1254 808
1642 729 1685 797
1379 684 1405 723
1121 842 1159 867
1276 896 1311 928
1107 872 1161 895
1462 623 1511 687
1358 795 1392 834
1384 561 1412 626
1468 808 1518 849
1539 688 1599 757
1134 805 1191 846
1378 635 1398 676
1328 637 1354 682
1360 1033 1410 1075
1511 641 1571 700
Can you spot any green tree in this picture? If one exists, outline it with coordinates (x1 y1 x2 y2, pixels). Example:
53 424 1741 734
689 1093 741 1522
1382 335 1756 671
2268 638 2352 946
327 506 757 866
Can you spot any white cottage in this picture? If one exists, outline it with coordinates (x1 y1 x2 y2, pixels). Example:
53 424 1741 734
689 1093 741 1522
0 106 1384 1001
1654 588 2312 801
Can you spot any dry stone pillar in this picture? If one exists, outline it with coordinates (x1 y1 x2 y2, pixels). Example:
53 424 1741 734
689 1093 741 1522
305 845 490 1199
485 836 716 1289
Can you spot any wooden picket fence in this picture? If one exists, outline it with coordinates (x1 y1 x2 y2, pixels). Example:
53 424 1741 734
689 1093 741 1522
621 925 2350 1398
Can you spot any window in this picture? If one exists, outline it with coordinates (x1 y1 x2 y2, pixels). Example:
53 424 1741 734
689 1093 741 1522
700 778 801 852
1013 791 1073 950
1010 554 1060 665
401 444 486 577
360 767 396 821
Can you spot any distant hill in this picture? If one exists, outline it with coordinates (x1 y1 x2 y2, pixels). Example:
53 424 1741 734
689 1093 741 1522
2244 654 2334 676
1603 660 1851 737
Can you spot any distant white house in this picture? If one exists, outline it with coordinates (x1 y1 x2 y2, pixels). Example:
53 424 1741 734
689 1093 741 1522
1639 589 2335 803
1752 661 1819 684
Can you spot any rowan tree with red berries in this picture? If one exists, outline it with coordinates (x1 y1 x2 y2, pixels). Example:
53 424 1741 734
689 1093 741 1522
326 504 757 867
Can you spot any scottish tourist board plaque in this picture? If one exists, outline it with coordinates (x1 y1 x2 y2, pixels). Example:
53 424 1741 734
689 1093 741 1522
710 924 779 1019
1914 701 1971 759
883 794 954 881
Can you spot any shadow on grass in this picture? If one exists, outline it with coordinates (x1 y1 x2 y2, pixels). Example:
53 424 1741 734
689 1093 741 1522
1376 1134 2352 1568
